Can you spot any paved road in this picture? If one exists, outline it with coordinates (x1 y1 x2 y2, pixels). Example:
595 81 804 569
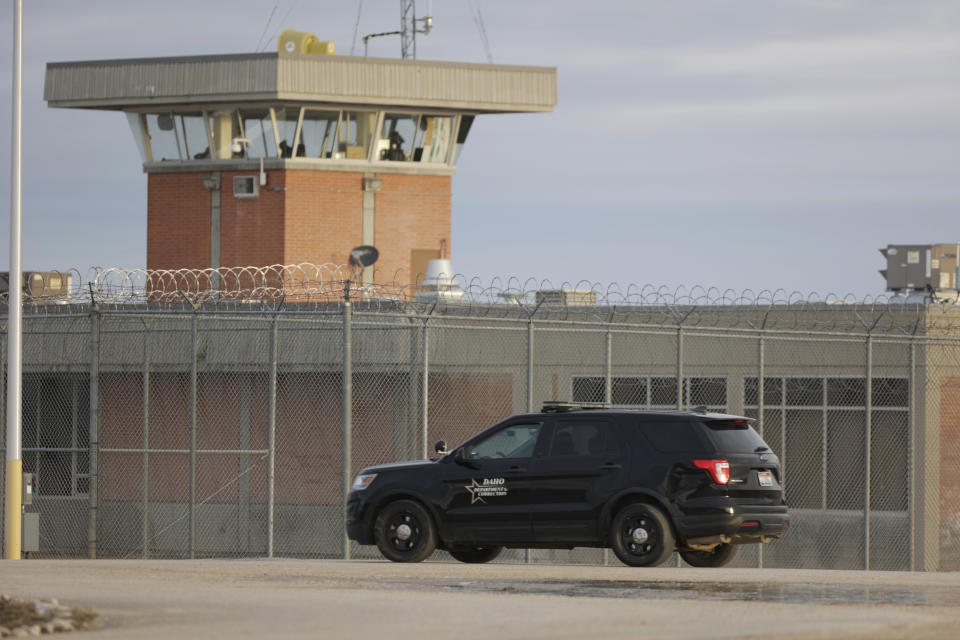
2 559 960 639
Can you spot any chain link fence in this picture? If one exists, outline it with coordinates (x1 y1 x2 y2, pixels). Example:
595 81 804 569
3 296 960 570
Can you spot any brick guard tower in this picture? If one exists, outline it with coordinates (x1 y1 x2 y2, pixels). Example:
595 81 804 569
44 48 556 286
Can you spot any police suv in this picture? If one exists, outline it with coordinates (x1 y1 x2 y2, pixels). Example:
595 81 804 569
346 402 788 567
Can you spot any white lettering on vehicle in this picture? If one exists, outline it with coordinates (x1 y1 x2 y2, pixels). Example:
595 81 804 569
465 478 509 504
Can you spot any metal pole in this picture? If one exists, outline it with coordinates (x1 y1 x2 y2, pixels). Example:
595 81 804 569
421 320 429 459
189 312 198 559
908 339 916 571
4 0 24 562
526 320 534 413
267 315 278 558
525 318 534 564
757 335 765 435
757 332 764 569
604 329 612 406
864 333 872 570
142 328 151 558
409 321 418 460
603 327 612 566
676 326 684 410
87 307 100 559
675 325 683 566
342 302 353 560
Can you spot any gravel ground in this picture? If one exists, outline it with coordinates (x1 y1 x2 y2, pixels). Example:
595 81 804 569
1 559 959 639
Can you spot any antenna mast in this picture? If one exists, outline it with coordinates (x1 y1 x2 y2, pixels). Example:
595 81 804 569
363 0 433 59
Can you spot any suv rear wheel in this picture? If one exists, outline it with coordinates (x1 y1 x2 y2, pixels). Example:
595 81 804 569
680 543 737 568
449 546 503 564
374 499 437 563
610 502 675 567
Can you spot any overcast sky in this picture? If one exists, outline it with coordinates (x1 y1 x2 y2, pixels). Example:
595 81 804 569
1 0 958 296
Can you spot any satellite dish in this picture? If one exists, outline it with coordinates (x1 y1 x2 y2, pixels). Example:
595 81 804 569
157 114 174 131
350 245 380 268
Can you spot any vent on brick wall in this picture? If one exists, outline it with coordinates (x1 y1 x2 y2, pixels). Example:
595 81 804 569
233 176 259 199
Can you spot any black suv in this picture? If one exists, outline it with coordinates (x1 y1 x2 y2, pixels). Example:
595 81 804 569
346 402 788 567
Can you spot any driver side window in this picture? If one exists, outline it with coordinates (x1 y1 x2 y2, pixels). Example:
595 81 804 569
467 423 542 460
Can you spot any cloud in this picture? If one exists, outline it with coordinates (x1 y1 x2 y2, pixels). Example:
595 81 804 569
541 31 960 78
584 84 960 133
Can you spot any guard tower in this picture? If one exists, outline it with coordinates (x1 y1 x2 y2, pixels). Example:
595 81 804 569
44 46 556 284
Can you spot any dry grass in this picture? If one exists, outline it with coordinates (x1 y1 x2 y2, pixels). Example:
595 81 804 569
0 596 50 628
71 607 98 629
0 595 98 632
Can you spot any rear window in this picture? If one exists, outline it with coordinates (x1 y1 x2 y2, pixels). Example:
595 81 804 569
701 420 768 453
638 421 707 453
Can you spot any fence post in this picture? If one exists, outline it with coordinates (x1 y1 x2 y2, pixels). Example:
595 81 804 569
676 326 684 410
421 318 430 459
87 305 100 559
142 324 150 558
267 314 278 558
342 301 353 560
188 311 198 559
864 333 873 570
603 323 612 566
604 327 613 406
526 319 535 413
674 323 683 567
908 337 916 572
757 331 765 569
409 319 418 460
525 316 535 564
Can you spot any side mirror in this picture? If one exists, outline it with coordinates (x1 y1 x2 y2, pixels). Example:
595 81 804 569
453 448 476 468
434 440 448 455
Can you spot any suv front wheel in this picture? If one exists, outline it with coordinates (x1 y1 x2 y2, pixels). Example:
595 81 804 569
610 502 675 567
374 499 437 562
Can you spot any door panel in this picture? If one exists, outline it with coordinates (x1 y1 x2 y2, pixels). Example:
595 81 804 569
530 419 627 542
439 422 546 543
441 458 534 542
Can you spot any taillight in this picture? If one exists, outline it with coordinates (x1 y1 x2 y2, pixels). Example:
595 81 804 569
693 459 730 485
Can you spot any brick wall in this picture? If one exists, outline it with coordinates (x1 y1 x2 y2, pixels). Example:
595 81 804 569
219 171 287 268
147 173 212 270
940 375 960 519
146 169 451 284
284 171 364 266
374 174 451 283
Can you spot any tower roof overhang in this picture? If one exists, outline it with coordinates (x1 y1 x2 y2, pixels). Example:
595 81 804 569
45 52 556 114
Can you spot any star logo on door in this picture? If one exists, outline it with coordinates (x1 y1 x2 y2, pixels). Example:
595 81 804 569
465 479 486 504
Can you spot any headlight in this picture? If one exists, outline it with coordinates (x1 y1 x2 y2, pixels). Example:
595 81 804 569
351 473 377 491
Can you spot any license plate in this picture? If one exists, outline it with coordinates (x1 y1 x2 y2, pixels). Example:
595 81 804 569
758 471 774 487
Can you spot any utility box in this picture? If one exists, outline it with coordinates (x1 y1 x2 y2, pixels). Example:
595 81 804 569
22 472 34 505
22 512 40 553
20 473 34 505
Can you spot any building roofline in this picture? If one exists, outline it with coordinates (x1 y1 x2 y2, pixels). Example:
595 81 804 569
45 52 557 114
46 51 556 75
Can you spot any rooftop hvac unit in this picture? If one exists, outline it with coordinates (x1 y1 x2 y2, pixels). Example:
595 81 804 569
879 244 958 292
535 289 598 307
0 271 73 301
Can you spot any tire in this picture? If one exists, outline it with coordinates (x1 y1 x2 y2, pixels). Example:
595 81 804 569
449 546 503 564
374 499 438 563
610 502 675 567
680 543 738 568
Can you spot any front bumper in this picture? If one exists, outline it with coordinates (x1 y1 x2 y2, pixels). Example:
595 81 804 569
345 494 374 545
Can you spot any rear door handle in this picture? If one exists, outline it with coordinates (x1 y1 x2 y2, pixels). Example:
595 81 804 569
508 466 527 474
599 462 622 470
